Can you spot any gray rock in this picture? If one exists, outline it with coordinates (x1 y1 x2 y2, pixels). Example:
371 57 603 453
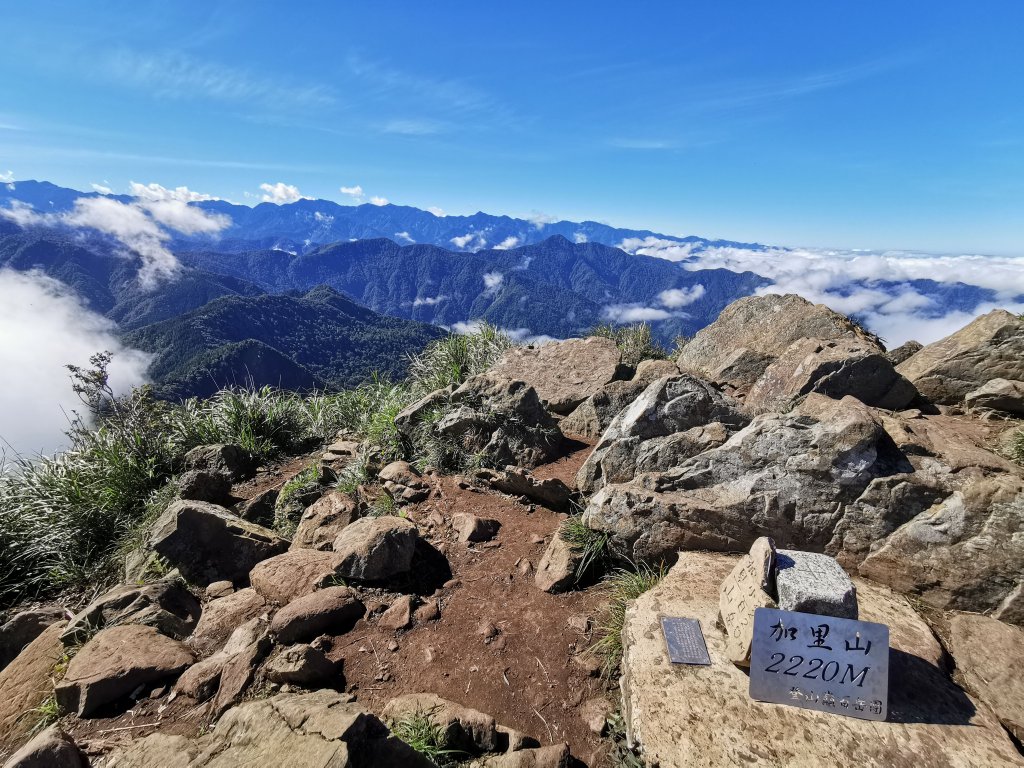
183 444 254 482
744 337 917 414
61 580 201 647
886 340 923 366
775 549 858 619
291 490 360 550
0 607 65 671
1 725 84 768
534 535 581 594
394 385 456 439
235 486 278 526
382 692 499 753
269 586 364 644
560 358 679 438
333 517 419 581
177 470 232 505
487 336 627 415
148 500 288 586
577 374 748 494
965 378 1024 416
378 461 430 503
453 512 501 542
677 293 883 390
265 643 339 686
897 309 1024 404
475 467 573 510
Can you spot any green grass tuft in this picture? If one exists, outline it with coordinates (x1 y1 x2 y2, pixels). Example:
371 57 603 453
1010 429 1024 465
559 514 610 583
589 322 668 368
274 464 322 537
591 562 666 676
389 708 464 766
406 322 514 395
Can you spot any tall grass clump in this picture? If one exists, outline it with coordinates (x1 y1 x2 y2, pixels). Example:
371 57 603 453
591 562 666 676
407 322 514 394
559 512 611 584
590 322 668 368
389 709 463 767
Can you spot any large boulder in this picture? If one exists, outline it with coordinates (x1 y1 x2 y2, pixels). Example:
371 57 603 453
0 622 65 751
148 500 288 586
175 618 269 704
930 611 1024 743
744 337 917 414
378 461 430 504
183 443 255 481
897 309 1024 404
486 337 627 415
291 491 360 551
561 358 679 439
103 690 435 767
620 552 1022 767
55 625 193 717
677 293 882 390
248 550 346 606
381 692 499 753
438 374 562 468
859 476 1024 619
269 586 364 644
60 580 201 647
583 394 912 564
577 374 748 494
333 517 419 581
187 587 268 657
0 608 65 671
965 378 1024 416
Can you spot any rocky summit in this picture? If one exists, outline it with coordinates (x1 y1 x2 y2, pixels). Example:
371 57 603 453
1 293 1023 768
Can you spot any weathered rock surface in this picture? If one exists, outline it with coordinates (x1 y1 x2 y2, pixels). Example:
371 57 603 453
718 537 776 666
176 618 268 703
439 374 562 468
577 374 748 494
475 467 573 510
55 625 193 716
0 622 65 751
270 586 364 644
382 692 499 752
0 607 64 671
897 309 1024 404
886 340 923 366
534 535 580 594
859 476 1024 618
249 549 345 605
1 725 84 768
744 337 917 414
677 293 882 390
487 337 626 415
378 461 430 503
105 690 435 767
379 595 413 631
965 378 1024 416
291 491 361 550
931 611 1024 743
61 580 201 647
148 500 288 586
561 359 679 439
265 643 339 686
187 587 267 657
621 552 1022 767
176 469 232 504
453 512 501 542
584 394 911 564
481 744 572 768
183 443 255 481
333 516 418 581
775 549 858 619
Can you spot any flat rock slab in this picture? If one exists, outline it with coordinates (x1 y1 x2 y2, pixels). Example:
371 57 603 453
621 552 1022 767
0 622 66 752
719 536 777 666
776 549 858 619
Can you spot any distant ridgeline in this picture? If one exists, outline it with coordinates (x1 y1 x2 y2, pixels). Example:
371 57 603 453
0 180 1012 399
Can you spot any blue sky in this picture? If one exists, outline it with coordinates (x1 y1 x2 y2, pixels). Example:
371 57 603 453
2 2 1023 255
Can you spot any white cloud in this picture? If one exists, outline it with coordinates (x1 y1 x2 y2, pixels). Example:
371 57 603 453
339 185 364 202
0 270 152 456
413 294 447 307
451 234 474 248
451 232 488 250
127 182 230 236
427 206 446 218
482 271 504 296
573 232 588 244
313 211 334 224
0 187 231 289
91 183 113 195
449 319 557 345
619 237 696 261
602 304 673 323
0 170 14 183
394 231 414 244
527 211 557 229
259 182 306 204
129 181 217 203
494 236 519 250
658 285 705 308
370 195 389 206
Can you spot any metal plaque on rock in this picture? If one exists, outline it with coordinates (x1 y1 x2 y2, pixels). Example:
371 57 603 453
661 617 711 665
749 607 889 721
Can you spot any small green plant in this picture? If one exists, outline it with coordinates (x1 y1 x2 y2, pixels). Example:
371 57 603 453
370 491 397 517
605 708 647 767
590 323 668 367
334 458 369 497
274 464 322 537
559 514 610 583
1010 429 1024 465
591 562 666 676
389 708 464 767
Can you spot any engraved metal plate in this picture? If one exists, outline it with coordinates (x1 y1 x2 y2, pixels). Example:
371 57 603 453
661 617 711 665
749 607 889 721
